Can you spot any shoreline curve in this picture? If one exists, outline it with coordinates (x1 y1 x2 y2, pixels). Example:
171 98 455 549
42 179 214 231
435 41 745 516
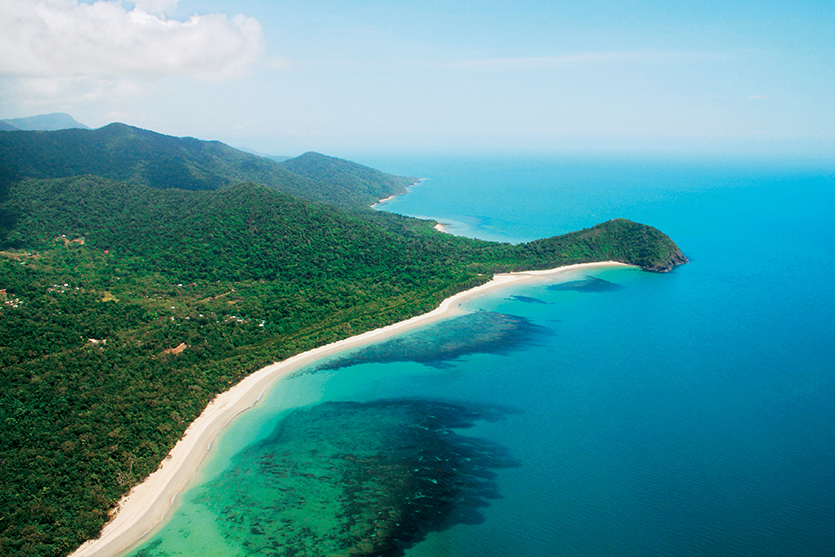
70 261 631 557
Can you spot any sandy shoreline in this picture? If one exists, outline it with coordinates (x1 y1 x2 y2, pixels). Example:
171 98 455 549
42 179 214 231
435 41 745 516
370 179 424 209
70 261 630 557
370 194 397 207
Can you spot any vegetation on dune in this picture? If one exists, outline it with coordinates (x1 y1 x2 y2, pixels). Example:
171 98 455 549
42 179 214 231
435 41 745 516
0 124 685 556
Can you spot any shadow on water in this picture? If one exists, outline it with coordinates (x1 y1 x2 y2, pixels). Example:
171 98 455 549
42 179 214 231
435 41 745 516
178 399 521 557
313 311 550 372
505 294 551 305
132 539 163 557
547 275 622 293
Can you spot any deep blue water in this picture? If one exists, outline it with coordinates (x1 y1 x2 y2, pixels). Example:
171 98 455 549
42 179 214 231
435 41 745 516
129 156 835 557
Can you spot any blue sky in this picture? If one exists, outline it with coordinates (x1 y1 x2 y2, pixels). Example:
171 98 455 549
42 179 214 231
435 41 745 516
1 0 832 158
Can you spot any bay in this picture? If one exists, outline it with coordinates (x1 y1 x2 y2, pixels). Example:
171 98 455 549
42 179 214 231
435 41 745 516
128 155 835 557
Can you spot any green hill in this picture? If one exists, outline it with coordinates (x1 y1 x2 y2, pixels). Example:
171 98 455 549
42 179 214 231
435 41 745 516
0 126 686 556
279 151 418 208
509 218 689 272
0 124 411 209
1 176 480 287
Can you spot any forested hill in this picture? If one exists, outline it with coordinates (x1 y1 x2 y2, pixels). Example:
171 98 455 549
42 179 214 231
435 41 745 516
279 151 417 208
1 176 486 286
0 125 686 556
0 124 411 209
512 218 689 273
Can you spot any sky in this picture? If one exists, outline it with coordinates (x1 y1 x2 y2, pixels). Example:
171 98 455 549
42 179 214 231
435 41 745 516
0 0 833 158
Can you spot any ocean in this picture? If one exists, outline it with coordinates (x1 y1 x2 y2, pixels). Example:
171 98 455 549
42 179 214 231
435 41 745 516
127 155 835 557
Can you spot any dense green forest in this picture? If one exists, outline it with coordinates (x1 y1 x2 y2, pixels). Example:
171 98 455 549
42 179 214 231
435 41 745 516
0 124 415 210
0 125 685 556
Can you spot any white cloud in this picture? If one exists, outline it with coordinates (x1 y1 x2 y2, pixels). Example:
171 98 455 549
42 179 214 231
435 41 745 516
132 0 178 17
0 0 264 81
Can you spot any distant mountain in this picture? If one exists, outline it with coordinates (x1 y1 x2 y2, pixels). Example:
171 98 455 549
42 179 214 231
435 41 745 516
0 121 18 131
0 123 409 209
0 112 89 131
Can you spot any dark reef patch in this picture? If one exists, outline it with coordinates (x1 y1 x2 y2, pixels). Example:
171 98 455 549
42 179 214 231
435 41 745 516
192 399 519 556
131 538 163 557
506 294 551 305
547 275 622 293
316 311 549 372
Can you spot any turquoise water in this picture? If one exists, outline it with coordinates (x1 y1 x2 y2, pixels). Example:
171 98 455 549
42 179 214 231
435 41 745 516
129 156 835 556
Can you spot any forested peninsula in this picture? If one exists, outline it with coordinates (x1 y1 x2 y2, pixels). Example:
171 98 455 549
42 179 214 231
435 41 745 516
0 124 686 556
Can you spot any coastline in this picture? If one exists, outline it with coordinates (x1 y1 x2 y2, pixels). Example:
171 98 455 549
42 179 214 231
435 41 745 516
370 194 398 207
70 261 631 557
370 178 424 208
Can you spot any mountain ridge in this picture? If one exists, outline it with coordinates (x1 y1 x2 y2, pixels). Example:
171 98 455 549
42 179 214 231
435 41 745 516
0 112 89 131
0 123 413 210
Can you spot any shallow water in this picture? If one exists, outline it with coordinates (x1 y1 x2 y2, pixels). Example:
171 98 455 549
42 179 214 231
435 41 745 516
129 156 835 557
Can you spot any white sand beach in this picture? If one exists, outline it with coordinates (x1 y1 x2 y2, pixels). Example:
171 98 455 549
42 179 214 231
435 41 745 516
70 261 630 557
370 179 424 209
370 194 397 207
